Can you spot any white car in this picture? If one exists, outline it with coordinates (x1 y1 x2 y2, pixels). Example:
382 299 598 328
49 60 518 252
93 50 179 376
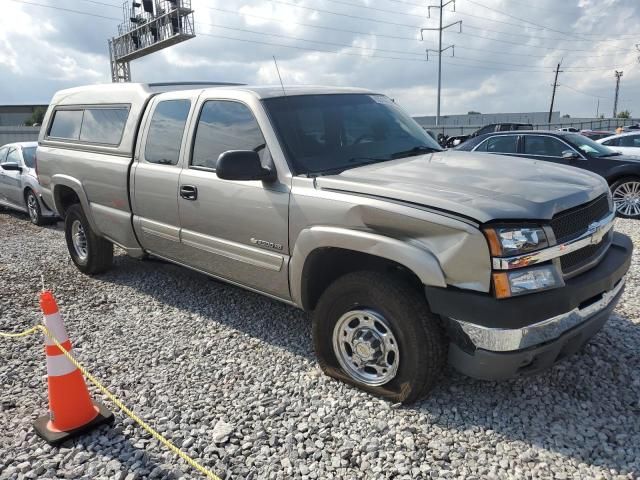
0 142 57 225
597 131 640 156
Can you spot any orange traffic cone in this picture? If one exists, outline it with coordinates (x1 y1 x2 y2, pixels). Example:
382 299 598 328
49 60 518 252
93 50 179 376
33 290 114 445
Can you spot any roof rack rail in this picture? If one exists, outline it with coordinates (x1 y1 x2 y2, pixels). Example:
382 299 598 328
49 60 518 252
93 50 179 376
147 81 245 87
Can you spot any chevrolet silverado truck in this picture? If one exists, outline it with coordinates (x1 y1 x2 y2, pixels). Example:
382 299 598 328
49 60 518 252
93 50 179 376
36 83 632 403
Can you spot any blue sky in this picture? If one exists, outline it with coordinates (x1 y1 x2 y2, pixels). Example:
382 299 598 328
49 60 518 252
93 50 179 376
1 0 638 117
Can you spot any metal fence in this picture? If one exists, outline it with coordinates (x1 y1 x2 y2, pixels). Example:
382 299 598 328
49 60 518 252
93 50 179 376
421 118 640 138
0 126 40 145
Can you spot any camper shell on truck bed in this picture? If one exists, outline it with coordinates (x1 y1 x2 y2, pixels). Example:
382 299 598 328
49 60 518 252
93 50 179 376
37 82 632 404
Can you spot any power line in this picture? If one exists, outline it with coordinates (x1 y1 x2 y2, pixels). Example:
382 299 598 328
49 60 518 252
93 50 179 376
10 0 120 20
197 22 432 57
248 0 423 30
461 22 638 45
205 6 419 42
560 84 611 100
462 0 581 40
457 30 637 53
206 5 634 59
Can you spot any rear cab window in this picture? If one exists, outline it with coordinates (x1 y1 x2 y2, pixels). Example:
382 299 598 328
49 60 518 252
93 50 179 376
47 106 129 146
49 110 83 140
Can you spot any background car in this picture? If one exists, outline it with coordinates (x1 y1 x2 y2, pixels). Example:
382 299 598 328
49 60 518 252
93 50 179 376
557 127 580 133
456 130 640 219
580 129 614 141
597 131 640 156
0 142 57 225
440 122 534 149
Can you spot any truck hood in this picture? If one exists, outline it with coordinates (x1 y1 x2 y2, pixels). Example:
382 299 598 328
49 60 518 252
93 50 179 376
315 151 608 223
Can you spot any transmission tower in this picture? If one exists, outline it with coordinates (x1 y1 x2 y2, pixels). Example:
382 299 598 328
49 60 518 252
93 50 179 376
420 0 461 126
613 70 623 118
109 0 196 82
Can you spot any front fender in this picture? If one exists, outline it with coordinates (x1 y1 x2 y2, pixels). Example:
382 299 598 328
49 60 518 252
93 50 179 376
289 226 446 307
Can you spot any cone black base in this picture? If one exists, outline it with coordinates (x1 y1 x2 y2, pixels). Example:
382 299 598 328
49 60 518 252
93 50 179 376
33 401 114 446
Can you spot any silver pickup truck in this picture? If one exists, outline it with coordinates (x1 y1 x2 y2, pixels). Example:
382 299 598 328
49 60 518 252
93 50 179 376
37 82 632 403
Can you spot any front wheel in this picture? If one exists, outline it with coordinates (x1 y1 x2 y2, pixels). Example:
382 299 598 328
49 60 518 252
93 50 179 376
25 190 46 226
611 177 640 219
312 271 446 404
64 204 113 274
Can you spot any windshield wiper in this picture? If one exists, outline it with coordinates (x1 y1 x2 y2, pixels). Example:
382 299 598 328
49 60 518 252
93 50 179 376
390 145 441 159
600 151 622 157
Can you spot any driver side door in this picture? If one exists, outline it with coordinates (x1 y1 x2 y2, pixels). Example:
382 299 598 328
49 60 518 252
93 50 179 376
177 99 291 300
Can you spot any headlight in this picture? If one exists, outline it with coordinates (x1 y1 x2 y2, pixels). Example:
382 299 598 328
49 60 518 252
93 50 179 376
484 226 549 256
492 265 563 299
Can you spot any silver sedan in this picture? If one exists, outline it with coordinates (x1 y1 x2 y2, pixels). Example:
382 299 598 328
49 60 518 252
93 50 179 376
0 142 57 225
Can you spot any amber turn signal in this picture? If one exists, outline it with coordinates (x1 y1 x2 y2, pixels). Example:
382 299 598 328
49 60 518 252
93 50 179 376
492 272 511 299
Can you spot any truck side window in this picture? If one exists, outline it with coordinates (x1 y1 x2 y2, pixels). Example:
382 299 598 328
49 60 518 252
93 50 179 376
80 108 129 145
49 110 83 140
144 100 191 165
191 101 265 170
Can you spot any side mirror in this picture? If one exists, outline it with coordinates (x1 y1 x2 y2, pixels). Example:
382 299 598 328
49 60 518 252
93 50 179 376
562 150 580 160
1 162 22 172
215 150 276 182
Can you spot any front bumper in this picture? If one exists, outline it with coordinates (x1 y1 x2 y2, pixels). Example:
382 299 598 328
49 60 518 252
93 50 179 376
425 232 632 380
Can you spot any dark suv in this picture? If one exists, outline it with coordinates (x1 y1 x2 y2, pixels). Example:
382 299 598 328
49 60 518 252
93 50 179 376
456 130 640 219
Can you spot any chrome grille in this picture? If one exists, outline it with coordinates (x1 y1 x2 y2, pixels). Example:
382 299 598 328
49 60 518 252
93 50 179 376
559 232 611 274
551 194 610 243
552 195 613 276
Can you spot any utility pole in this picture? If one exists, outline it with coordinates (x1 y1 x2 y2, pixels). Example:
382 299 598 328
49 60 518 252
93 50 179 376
613 70 623 118
596 98 600 118
548 61 562 124
421 0 461 126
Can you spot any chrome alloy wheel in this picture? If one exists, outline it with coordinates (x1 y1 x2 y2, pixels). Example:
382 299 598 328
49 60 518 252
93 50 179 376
332 309 400 386
613 181 640 217
71 220 88 261
26 193 38 223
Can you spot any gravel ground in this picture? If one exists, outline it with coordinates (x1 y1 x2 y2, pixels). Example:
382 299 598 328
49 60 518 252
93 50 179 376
0 210 639 480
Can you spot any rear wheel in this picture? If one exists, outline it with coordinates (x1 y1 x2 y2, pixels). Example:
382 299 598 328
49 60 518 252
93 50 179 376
312 271 446 404
611 177 640 219
64 204 113 274
25 190 46 226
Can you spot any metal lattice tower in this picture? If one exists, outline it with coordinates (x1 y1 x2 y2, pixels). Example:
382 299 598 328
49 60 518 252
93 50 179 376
109 0 196 82
420 0 461 127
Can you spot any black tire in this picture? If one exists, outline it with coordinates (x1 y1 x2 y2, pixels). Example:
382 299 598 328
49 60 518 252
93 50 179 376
64 204 113 274
610 176 640 219
24 189 46 226
312 271 446 404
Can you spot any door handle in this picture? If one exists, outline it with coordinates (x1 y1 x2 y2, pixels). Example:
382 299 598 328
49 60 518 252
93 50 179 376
180 185 198 200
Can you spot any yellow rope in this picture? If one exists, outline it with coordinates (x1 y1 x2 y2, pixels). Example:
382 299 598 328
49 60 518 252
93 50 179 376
1 324 221 480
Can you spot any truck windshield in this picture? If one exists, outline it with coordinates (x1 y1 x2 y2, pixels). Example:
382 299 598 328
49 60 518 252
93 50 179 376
263 94 442 175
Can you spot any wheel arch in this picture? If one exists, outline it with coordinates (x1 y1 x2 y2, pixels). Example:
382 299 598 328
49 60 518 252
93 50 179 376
51 175 101 234
290 226 446 311
606 169 640 187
